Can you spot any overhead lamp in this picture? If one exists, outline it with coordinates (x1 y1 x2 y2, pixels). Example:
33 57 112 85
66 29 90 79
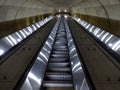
64 10 67 12
64 15 68 18
58 10 61 12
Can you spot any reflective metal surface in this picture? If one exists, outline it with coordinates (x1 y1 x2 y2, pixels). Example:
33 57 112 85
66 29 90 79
65 18 90 90
0 16 53 61
20 17 61 90
73 17 120 57
19 16 90 90
41 16 73 90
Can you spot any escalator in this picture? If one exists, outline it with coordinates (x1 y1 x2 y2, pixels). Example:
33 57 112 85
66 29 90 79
41 17 73 90
16 16 90 90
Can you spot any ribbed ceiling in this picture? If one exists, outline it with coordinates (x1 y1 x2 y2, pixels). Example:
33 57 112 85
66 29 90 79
40 0 84 8
0 0 119 21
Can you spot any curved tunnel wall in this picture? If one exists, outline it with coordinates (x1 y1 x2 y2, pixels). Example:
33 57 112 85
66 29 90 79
0 0 54 38
72 0 120 36
0 0 120 38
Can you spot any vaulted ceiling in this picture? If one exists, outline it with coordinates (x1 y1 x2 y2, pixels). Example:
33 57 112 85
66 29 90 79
0 0 119 21
39 0 84 8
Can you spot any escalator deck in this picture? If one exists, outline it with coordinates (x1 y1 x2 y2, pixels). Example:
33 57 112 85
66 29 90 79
41 18 74 90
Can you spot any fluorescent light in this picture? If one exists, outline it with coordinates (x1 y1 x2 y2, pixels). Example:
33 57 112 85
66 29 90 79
64 15 68 18
58 10 61 12
64 10 67 12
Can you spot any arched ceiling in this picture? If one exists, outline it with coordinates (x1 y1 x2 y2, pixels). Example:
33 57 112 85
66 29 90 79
71 0 120 20
40 0 84 9
0 0 85 21
0 0 119 21
0 0 119 39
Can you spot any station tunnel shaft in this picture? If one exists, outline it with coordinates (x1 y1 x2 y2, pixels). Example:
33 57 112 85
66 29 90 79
0 0 120 90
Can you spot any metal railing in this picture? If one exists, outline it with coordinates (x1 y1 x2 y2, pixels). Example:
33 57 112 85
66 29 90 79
65 18 90 90
18 17 61 90
0 16 53 62
73 17 120 62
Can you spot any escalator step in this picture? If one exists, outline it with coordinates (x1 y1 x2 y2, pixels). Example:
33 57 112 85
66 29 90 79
42 81 73 87
42 17 73 89
48 62 70 68
47 67 71 72
51 54 68 58
44 74 72 81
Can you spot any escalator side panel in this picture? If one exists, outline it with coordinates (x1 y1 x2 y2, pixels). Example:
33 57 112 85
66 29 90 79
19 18 61 90
65 18 90 90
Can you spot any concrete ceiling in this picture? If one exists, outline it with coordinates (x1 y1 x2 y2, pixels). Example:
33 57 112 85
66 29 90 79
0 0 119 21
72 0 120 20
40 0 84 9
0 0 84 21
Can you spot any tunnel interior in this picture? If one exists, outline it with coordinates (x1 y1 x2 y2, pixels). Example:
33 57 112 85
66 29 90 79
0 0 120 38
0 0 120 90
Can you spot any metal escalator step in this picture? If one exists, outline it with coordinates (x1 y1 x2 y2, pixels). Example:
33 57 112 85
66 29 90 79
57 31 66 33
54 43 67 46
55 41 66 44
41 87 73 90
51 54 68 58
55 38 66 40
56 36 66 39
52 48 67 50
57 35 66 37
50 57 68 61
51 51 68 54
57 33 66 35
44 74 72 81
53 46 67 49
41 18 74 89
57 34 66 36
54 41 67 45
52 48 68 51
55 35 65 37
47 67 71 72
55 40 67 42
48 62 70 68
46 72 70 75
42 81 73 87
50 60 69 63
55 37 66 39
